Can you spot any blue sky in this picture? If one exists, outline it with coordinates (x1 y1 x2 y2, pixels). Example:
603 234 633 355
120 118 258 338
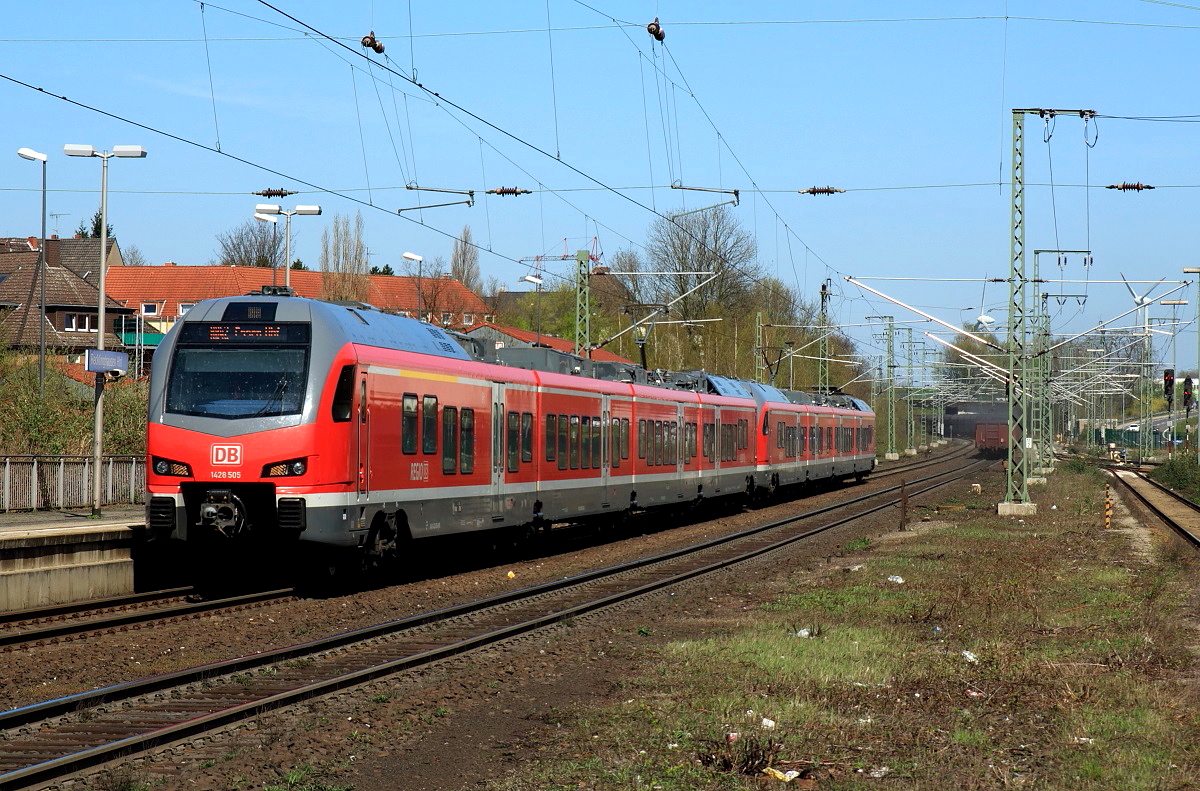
3 1 1199 372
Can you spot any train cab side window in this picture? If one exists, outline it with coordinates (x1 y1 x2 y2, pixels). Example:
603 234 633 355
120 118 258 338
506 411 520 473
422 396 438 454
331 365 355 422
739 419 748 449
558 414 569 470
402 394 418 454
460 408 475 474
442 407 458 474
621 418 630 459
545 415 557 462
580 417 591 469
521 412 534 463
777 421 784 449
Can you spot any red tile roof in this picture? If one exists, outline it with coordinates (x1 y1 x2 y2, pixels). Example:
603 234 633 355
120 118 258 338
105 264 490 321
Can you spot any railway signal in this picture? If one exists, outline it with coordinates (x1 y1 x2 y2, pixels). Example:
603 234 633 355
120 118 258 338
1185 377 1194 412
1165 368 1175 404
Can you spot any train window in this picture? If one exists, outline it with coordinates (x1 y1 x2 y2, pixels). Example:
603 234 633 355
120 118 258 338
521 413 533 463
558 414 569 470
442 407 458 474
652 421 662 466
777 421 784 449
460 408 474 474
360 380 368 423
581 417 591 469
545 415 557 462
507 411 520 473
569 416 580 469
592 417 602 468
739 419 748 449
826 427 833 454
762 413 770 436
668 422 678 465
621 418 630 459
638 419 647 459
422 396 438 454
166 345 309 420
331 365 354 422
611 418 620 469
402 394 418 454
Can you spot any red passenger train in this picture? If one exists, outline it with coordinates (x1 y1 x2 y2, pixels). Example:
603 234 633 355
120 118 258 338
145 291 875 578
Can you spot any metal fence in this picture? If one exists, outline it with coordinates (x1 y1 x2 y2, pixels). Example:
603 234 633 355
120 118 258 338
0 456 145 512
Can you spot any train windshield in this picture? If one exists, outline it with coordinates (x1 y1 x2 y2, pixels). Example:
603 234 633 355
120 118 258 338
165 347 309 419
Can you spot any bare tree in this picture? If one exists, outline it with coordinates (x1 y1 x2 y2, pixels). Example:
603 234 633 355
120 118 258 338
644 205 760 321
122 244 149 267
214 219 283 268
320 212 369 303
450 225 481 295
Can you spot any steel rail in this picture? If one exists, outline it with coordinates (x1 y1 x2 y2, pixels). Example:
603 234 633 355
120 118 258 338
0 589 295 650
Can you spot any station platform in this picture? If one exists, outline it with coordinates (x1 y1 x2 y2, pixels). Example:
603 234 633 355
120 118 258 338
0 506 145 611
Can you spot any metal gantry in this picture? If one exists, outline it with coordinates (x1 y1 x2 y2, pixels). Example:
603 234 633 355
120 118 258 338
868 315 898 459
1003 108 1095 513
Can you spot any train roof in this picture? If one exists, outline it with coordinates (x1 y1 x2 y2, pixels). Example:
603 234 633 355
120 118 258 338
171 292 870 414
177 294 473 361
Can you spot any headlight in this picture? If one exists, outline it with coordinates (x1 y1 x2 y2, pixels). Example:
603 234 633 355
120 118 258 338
263 457 308 477
152 456 192 477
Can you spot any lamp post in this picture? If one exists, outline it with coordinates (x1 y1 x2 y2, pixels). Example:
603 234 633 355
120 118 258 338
252 211 279 284
403 251 423 320
522 274 543 346
254 204 322 289
64 144 147 517
17 148 47 398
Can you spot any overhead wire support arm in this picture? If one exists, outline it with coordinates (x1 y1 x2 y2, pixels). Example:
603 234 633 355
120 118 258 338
398 184 475 212
592 272 720 350
669 184 740 218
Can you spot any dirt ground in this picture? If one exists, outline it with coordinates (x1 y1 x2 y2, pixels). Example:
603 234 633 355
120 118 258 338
7 458 1035 790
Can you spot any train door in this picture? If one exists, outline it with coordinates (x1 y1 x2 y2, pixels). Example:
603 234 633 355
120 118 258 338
490 382 505 519
356 372 369 498
601 396 611 508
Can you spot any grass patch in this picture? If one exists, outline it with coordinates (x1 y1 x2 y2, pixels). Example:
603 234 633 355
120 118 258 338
477 465 1200 789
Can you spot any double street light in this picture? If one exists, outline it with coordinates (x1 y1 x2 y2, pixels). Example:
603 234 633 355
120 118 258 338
254 204 322 288
403 251 423 319
64 143 147 517
16 147 47 398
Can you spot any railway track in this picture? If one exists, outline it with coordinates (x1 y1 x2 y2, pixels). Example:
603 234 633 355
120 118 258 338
0 455 987 790
0 589 297 652
1108 468 1200 547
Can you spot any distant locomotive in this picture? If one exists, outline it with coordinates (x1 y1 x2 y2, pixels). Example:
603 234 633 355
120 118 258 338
145 292 875 580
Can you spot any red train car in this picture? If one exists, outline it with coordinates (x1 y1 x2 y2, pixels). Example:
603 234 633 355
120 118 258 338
145 292 875 581
974 422 1012 458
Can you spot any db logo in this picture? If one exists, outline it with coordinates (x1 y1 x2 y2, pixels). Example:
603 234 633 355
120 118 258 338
211 444 243 465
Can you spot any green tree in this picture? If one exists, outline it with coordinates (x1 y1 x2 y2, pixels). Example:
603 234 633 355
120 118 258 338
74 209 113 239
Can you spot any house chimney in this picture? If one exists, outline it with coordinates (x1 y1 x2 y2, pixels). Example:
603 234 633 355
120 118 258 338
27 237 38 250
163 261 176 267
